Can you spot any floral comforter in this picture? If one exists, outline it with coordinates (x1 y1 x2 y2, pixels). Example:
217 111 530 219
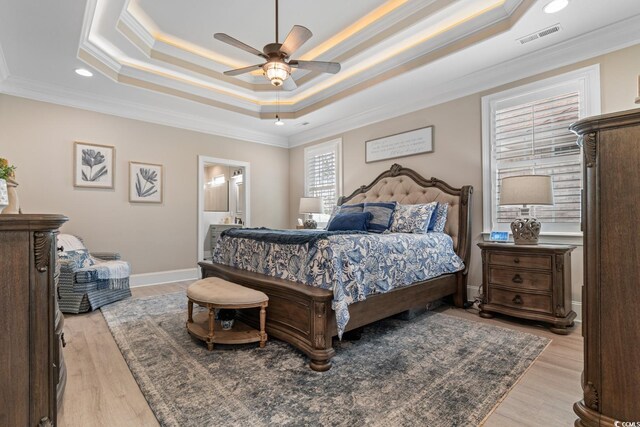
212 231 464 337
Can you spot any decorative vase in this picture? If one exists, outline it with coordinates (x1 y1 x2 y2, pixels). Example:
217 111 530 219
1 178 20 214
0 179 8 213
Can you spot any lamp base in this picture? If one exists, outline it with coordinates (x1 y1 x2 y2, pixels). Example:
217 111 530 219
303 219 317 229
510 217 541 245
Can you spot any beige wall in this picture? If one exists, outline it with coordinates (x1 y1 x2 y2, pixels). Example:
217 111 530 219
0 95 289 274
289 43 640 303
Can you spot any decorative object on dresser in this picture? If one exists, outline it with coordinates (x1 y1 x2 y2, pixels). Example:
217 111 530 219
365 125 434 163
73 141 115 189
298 196 323 229
201 163 473 371
0 158 15 213
570 108 640 426
129 161 163 203
499 175 554 245
0 214 68 426
186 277 268 350
209 223 242 259
478 242 576 334
57 234 131 314
103 292 548 426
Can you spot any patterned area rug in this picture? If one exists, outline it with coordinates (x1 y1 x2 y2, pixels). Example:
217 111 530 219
101 292 549 427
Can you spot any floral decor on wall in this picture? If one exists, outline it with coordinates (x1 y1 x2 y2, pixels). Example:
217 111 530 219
129 161 163 203
74 142 115 189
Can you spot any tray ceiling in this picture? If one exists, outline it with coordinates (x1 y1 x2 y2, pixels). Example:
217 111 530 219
1 0 639 146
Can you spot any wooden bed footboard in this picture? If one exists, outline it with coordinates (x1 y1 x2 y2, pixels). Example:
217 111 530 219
199 262 462 371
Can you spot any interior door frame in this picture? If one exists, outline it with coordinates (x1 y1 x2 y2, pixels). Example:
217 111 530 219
197 155 251 264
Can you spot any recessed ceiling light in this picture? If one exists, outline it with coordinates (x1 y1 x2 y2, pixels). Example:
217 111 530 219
274 115 285 126
543 0 569 14
75 68 93 77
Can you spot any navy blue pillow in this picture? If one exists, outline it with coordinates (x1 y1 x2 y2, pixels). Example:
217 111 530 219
427 202 440 231
363 202 397 233
327 212 373 231
339 203 365 214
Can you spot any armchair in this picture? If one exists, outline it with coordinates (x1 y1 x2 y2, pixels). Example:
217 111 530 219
57 234 132 313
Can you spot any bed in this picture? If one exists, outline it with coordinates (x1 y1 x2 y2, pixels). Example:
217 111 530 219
199 164 473 371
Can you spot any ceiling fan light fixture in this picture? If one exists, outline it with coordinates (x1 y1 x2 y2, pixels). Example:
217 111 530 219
264 61 290 87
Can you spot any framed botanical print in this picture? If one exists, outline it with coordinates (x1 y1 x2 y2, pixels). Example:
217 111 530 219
74 141 115 188
129 161 163 203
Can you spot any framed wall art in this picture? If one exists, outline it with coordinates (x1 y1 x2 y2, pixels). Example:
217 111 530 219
365 126 434 163
129 161 163 203
73 141 115 188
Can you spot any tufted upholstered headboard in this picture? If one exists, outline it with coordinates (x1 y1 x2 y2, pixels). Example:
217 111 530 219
337 164 473 272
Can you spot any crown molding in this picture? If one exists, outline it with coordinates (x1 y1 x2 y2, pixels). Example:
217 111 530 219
288 14 640 147
0 42 9 82
0 75 289 148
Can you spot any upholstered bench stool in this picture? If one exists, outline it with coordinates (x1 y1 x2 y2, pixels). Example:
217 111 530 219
186 277 268 350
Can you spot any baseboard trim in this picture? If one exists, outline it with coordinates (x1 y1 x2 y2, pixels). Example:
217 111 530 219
466 285 582 323
130 268 199 287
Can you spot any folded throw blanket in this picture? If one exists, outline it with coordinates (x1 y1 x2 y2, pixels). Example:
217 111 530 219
78 260 130 290
221 227 368 246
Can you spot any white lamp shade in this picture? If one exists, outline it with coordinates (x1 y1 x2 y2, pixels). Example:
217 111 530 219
499 175 554 206
299 197 323 214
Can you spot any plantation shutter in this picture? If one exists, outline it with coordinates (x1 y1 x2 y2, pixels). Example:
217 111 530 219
493 91 582 227
304 140 341 220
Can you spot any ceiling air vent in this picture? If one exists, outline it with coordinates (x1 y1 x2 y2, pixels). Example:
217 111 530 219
518 24 561 45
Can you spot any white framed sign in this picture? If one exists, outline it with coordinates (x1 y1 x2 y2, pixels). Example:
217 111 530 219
365 126 434 163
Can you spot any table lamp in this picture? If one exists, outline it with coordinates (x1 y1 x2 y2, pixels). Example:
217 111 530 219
499 175 554 245
299 197 323 229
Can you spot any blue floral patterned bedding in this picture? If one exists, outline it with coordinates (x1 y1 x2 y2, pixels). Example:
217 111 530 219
212 231 464 337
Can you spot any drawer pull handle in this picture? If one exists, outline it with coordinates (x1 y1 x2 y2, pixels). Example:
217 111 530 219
513 257 520 264
512 295 523 305
512 274 523 284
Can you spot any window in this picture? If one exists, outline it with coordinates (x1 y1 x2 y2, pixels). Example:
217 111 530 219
482 65 600 236
304 139 342 226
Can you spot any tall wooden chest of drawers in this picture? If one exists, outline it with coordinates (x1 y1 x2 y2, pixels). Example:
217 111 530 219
478 242 576 334
0 214 68 426
571 108 640 426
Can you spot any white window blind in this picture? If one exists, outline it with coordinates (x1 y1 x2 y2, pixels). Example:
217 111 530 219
482 65 601 236
304 139 342 225
495 92 582 226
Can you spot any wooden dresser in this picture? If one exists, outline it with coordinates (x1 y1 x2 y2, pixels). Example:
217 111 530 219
478 242 576 334
0 214 68 426
571 108 640 426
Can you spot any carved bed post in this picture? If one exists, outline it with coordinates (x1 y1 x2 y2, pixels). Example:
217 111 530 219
454 185 473 308
309 300 334 371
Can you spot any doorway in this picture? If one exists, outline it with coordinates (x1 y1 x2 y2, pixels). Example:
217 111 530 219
197 156 250 262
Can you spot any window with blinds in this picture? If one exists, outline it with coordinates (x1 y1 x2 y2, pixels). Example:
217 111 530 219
494 92 582 226
304 139 342 225
482 66 600 236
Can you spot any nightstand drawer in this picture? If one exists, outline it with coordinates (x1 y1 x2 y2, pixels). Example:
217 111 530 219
489 253 551 270
488 288 552 314
489 267 552 291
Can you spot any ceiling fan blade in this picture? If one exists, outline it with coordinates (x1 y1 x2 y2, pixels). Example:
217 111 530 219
281 76 298 91
223 64 264 76
289 60 341 74
214 33 267 58
280 25 312 57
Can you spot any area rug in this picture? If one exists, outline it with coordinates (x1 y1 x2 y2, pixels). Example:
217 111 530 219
101 292 549 427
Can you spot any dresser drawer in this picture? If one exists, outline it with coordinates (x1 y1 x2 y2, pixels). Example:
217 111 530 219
488 288 552 314
489 267 552 291
489 252 551 270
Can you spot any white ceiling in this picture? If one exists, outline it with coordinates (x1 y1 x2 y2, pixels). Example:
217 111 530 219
0 0 639 148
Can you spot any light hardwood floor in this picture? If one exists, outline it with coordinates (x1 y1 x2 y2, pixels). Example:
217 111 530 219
58 282 582 427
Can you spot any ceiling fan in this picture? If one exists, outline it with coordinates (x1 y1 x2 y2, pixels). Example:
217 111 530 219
214 0 341 91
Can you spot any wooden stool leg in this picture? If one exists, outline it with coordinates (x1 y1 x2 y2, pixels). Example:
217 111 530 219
259 303 267 348
207 307 215 351
187 300 194 323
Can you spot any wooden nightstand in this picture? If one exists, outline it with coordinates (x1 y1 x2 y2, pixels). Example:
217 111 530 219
478 242 576 335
